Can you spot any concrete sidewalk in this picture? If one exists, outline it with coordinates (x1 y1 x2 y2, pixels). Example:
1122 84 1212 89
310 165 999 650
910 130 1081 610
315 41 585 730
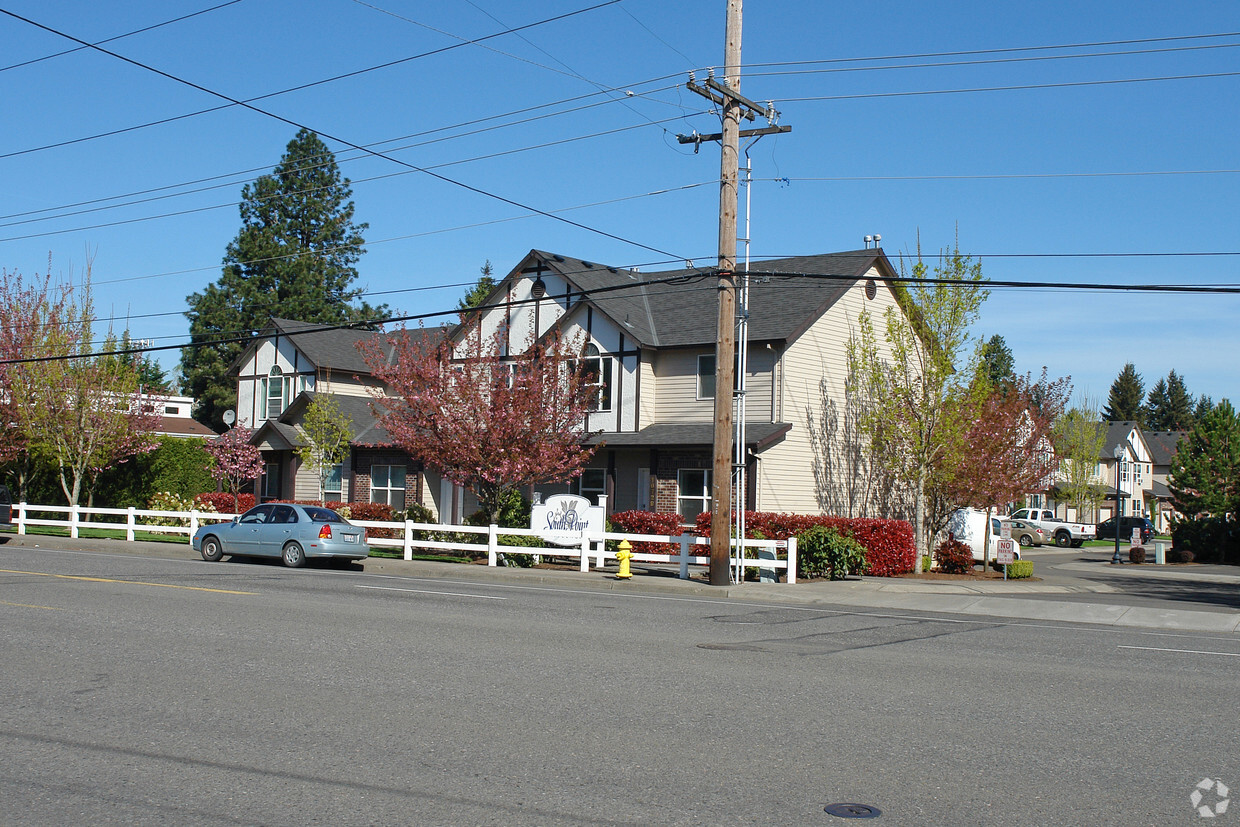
4 531 1238 634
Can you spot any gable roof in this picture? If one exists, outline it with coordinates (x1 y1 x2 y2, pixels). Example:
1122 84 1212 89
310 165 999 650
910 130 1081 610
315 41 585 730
1143 430 1187 466
507 249 894 350
230 318 384 376
1102 421 1148 460
277 391 395 447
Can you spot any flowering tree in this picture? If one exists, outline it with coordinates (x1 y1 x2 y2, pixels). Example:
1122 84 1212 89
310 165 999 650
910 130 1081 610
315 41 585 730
3 267 160 506
205 427 265 513
938 370 1071 563
360 322 598 523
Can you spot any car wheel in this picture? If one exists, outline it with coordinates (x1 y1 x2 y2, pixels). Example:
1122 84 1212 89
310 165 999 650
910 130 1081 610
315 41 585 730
282 542 306 568
200 536 224 562
1055 531 1072 548
1019 534 1034 546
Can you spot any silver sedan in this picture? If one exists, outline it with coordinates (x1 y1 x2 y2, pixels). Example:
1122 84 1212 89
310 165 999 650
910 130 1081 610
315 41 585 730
192 503 369 567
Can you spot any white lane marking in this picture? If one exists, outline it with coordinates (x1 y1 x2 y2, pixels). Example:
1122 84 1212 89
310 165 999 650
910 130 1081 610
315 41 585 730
1119 645 1240 658
357 585 506 600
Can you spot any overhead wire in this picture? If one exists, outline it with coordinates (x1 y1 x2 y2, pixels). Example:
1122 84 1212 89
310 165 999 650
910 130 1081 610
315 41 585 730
0 6 697 264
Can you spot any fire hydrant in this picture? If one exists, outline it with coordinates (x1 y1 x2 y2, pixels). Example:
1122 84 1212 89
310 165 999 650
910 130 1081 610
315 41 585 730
616 539 633 579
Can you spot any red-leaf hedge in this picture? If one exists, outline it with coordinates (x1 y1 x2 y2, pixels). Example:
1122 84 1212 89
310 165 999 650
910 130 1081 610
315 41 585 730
691 511 917 577
608 510 688 554
194 492 255 514
268 500 398 537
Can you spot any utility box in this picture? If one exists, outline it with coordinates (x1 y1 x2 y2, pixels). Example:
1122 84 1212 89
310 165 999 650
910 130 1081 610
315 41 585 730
1153 539 1168 565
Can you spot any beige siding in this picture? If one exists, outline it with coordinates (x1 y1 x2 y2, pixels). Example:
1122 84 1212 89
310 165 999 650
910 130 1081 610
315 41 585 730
652 347 776 424
638 351 657 429
755 270 903 516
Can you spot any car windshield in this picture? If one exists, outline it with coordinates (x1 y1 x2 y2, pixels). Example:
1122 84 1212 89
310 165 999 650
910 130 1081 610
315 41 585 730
303 507 344 523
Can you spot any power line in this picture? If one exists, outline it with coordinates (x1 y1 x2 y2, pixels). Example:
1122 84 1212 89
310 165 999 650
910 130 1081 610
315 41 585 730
780 69 1240 104
0 0 242 73
0 6 694 264
5 265 1237 365
0 1 625 162
772 170 1240 182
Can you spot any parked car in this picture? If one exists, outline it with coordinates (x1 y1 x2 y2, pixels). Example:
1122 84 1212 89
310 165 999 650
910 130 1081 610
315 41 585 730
944 509 1023 562
1095 516 1155 545
1008 507 1096 548
192 503 369 567
1009 519 1046 547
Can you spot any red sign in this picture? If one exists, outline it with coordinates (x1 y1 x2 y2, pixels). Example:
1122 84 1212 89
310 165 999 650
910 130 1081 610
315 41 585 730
996 538 1017 564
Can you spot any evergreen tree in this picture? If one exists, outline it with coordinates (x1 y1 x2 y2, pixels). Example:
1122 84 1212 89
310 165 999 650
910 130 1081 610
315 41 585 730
1195 394 1215 421
979 334 1015 389
180 129 383 430
1170 399 1240 518
1104 362 1145 424
1145 369 1195 431
458 260 496 311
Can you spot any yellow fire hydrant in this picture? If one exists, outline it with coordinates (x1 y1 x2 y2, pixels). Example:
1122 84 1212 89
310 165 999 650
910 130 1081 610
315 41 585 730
616 539 633 579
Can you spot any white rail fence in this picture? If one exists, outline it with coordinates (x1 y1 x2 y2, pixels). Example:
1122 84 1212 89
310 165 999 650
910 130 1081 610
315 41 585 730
5 502 797 583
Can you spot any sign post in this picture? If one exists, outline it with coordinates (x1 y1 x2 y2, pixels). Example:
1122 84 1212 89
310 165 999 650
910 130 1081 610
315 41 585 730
995 537 1017 581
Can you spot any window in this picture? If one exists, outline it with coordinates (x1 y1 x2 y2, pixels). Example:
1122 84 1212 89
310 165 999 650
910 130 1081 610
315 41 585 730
697 354 715 400
696 353 741 400
370 464 406 508
578 468 606 501
676 469 712 521
324 463 343 501
578 344 612 412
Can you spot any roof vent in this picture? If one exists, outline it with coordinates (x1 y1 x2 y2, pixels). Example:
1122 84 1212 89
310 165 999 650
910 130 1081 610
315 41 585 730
552 254 565 263
532 277 547 299
582 261 593 268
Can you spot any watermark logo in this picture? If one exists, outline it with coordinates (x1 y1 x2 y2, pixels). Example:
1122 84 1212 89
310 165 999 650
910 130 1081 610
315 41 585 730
1191 778 1230 819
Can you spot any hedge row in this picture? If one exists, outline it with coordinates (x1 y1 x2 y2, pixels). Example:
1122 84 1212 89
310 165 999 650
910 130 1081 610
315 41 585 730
1170 517 1240 565
194 492 255 513
610 509 916 577
692 512 917 577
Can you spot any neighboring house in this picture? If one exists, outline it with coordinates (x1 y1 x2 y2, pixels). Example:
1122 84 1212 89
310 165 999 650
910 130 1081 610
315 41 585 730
228 248 912 522
1098 421 1153 524
1144 429 1188 532
148 394 217 439
231 319 446 515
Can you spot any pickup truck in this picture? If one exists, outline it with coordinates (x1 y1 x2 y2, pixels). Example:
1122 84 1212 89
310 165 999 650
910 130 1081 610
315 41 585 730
1008 507 1096 548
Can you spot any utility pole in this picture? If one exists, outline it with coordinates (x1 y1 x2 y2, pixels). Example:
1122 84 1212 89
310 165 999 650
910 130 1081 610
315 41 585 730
681 0 789 586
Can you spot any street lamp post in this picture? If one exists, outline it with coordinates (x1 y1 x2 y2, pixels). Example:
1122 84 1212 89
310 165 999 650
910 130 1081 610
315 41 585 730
1112 445 1126 565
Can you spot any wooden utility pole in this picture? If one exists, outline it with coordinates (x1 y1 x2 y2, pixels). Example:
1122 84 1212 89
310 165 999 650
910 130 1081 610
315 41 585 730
708 0 743 586
680 0 788 586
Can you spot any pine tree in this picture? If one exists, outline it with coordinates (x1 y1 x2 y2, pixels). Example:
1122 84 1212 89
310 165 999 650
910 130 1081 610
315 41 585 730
458 261 496 311
1145 370 1196 431
1104 362 1145 425
1195 394 1215 421
979 334 1015 389
180 129 383 430
1170 399 1240 518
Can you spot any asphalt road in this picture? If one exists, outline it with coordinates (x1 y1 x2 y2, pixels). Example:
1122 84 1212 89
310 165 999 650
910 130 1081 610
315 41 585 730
1 543 1237 826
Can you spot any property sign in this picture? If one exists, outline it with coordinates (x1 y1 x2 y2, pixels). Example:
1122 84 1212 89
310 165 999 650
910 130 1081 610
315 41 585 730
995 538 1017 565
531 494 605 546
999 520 1012 540
1131 527 1143 546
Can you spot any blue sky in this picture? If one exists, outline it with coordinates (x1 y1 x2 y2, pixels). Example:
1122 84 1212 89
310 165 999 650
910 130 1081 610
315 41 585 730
2 0 1236 406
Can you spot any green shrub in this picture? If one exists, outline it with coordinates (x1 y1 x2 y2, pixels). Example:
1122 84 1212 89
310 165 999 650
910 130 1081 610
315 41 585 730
144 492 213 527
797 525 868 580
1129 546 1146 564
1170 517 1240 564
1170 547 1195 564
934 537 973 574
921 555 932 573
990 559 1033 579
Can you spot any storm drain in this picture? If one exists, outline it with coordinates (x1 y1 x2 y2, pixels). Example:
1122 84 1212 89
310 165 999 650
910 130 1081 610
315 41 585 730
824 802 881 819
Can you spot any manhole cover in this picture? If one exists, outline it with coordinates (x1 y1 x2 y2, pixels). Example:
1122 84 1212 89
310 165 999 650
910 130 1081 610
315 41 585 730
824 802 881 819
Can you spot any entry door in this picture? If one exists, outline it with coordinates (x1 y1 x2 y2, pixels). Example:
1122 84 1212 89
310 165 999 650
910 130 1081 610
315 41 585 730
637 468 650 511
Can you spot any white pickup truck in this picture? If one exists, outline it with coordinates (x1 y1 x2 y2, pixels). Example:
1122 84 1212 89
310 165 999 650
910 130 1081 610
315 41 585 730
1008 508 1096 548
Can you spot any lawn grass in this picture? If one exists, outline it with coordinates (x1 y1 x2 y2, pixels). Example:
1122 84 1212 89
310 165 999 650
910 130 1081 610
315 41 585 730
0 524 191 544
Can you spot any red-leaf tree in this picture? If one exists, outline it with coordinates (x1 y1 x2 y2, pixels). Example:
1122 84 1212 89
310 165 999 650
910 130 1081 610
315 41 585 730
204 427 265 513
938 369 1071 562
360 322 599 523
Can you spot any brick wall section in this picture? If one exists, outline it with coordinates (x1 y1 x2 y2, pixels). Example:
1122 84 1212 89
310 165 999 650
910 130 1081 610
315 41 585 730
655 451 710 514
350 450 422 508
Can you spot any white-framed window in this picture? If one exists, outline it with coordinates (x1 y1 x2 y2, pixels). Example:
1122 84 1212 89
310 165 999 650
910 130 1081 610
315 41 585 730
578 468 606 501
577 344 612 412
324 463 343 501
370 464 406 508
676 469 711 521
697 354 716 400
